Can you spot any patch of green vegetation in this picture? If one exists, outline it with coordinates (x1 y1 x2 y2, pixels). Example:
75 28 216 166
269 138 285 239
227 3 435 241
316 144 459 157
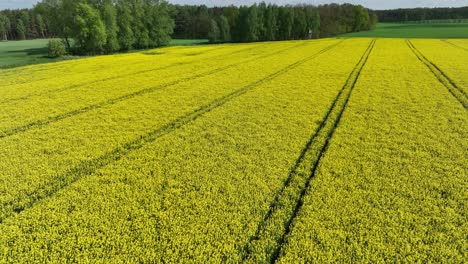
0 39 208 69
340 22 468 38
0 39 65 68
141 51 165 55
168 39 208 46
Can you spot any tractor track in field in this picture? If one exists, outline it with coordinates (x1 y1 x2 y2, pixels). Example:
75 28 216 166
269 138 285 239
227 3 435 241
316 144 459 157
1 40 330 89
441 39 468 52
0 40 344 225
0 61 190 103
0 40 329 140
0 45 229 86
407 40 468 109
241 39 376 264
0 45 258 103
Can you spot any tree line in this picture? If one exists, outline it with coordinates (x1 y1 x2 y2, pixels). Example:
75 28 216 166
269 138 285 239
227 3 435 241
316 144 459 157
173 3 377 43
0 1 377 54
0 0 174 55
0 9 48 41
375 6 468 23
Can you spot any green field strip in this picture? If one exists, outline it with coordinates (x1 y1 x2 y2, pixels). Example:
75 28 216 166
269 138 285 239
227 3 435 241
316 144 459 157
0 40 372 262
0 41 327 139
0 44 261 104
242 39 376 263
339 22 468 39
441 39 468 52
0 44 260 99
276 39 467 263
407 40 468 109
0 44 230 86
0 41 343 224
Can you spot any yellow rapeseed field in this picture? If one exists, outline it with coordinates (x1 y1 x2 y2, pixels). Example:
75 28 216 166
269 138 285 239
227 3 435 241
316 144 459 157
0 38 466 262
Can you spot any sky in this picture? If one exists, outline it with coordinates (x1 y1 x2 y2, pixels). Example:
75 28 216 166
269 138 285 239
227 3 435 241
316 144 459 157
1 0 468 10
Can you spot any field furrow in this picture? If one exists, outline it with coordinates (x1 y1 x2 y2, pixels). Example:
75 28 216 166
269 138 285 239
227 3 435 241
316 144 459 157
410 39 468 96
276 39 467 263
1 61 188 104
0 41 319 137
407 40 468 108
0 40 345 223
0 42 281 100
0 44 231 86
243 39 376 263
0 44 261 102
1 35 466 262
0 39 372 262
442 39 468 52
447 39 468 50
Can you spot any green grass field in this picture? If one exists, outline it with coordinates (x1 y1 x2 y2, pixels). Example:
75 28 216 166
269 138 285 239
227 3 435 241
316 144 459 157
169 39 208 46
0 39 208 69
0 39 64 68
341 22 468 38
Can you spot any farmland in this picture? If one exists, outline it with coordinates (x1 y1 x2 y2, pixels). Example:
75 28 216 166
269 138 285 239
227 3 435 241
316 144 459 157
0 38 466 262
340 22 468 38
0 39 208 69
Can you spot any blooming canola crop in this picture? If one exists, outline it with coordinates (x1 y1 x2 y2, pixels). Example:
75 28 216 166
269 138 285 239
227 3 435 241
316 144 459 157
0 38 466 262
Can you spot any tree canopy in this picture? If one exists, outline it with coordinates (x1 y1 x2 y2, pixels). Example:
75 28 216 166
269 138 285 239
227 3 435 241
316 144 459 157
0 1 381 53
0 0 174 54
375 6 468 22
173 3 377 43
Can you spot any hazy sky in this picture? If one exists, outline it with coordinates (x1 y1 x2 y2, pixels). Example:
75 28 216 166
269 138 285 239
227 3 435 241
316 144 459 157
1 0 468 10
